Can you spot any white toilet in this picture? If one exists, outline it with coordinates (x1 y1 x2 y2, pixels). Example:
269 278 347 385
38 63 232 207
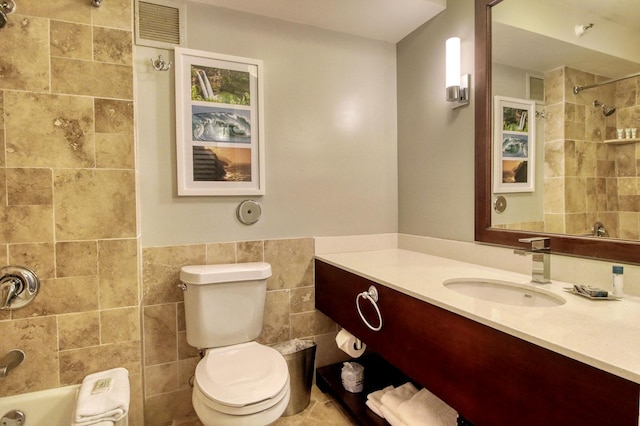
180 262 291 426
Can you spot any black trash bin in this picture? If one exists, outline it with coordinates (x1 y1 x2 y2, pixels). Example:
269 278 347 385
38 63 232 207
273 339 317 416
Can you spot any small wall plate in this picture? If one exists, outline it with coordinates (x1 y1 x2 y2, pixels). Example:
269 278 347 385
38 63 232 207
236 200 262 225
494 195 507 213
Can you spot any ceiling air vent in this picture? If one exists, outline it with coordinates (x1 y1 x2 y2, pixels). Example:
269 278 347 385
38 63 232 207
135 0 185 49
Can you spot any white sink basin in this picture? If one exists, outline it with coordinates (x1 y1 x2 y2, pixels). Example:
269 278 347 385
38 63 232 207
443 278 566 307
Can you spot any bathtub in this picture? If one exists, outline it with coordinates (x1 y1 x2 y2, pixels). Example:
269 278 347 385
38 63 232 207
0 384 80 426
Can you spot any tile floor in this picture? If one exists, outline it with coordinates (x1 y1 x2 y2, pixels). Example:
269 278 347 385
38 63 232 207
174 385 357 426
273 385 357 426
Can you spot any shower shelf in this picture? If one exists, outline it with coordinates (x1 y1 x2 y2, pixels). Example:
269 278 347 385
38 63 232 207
604 138 640 145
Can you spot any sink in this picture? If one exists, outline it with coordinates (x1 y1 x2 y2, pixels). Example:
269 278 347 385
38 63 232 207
443 278 565 307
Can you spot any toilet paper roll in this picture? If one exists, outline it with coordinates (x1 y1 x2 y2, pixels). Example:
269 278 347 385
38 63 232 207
335 328 366 358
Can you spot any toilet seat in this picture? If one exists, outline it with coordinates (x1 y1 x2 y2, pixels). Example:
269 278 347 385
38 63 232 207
194 342 289 415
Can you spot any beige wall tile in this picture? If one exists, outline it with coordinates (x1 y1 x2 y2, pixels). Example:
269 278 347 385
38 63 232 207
8 243 56 279
144 304 177 366
0 317 59 397
129 374 145 426
142 245 206 305
237 240 264 262
145 363 178 397
144 389 195 426
98 239 139 309
56 241 98 277
0 15 50 92
54 169 136 240
59 340 141 385
0 91 4 129
95 98 135 133
101 307 141 344
5 92 94 168
290 311 337 339
50 20 92 60
91 0 132 30
93 27 133 65
177 302 186 331
206 242 236 264
178 358 199 390
96 133 135 169
264 238 314 290
51 58 133 99
0 205 54 243
178 331 198 360
258 289 290 345
290 286 315 313
19 0 91 23
6 168 53 205
0 132 5 168
58 311 100 350
13 276 99 319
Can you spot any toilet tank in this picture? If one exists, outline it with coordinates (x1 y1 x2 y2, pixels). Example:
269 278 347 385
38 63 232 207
180 262 272 349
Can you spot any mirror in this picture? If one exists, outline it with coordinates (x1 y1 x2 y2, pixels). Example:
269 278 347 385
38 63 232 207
474 0 640 263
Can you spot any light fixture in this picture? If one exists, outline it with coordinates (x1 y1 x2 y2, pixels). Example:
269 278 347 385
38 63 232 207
445 37 470 108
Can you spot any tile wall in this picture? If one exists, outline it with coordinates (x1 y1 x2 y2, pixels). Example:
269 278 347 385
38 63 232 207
0 0 141 422
141 238 342 425
543 66 640 237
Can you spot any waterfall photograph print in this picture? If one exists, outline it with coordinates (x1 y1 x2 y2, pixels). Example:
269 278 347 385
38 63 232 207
175 48 265 196
493 96 536 193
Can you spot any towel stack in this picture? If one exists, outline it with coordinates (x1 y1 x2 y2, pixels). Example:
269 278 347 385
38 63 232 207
73 367 130 426
366 382 457 426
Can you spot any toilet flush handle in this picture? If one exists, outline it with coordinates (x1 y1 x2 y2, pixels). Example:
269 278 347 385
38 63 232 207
177 283 187 291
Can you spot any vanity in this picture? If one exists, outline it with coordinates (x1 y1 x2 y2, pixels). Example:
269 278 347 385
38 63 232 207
315 249 640 425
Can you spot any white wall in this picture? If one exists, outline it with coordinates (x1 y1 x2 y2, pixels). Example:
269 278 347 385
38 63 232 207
397 0 475 241
136 2 398 246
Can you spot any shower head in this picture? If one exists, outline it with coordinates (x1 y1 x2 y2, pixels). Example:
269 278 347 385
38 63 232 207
593 100 616 117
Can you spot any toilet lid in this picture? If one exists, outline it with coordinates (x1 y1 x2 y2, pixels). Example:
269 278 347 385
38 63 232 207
196 342 289 407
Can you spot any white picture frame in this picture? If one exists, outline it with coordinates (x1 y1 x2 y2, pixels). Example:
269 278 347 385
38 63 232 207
493 96 536 193
175 47 265 196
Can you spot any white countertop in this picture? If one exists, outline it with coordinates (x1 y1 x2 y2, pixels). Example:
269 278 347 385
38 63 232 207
317 248 640 384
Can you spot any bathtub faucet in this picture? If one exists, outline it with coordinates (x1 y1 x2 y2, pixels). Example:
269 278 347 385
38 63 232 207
514 237 551 284
0 349 25 378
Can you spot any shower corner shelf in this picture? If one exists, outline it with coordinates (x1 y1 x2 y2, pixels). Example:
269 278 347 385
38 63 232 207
604 138 640 145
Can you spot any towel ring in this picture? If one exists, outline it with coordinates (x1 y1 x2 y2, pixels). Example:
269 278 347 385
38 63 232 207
356 286 382 331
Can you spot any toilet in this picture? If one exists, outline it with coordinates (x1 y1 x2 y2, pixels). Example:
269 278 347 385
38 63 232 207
180 262 290 426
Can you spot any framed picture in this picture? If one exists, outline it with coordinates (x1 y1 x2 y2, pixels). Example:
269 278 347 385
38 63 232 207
493 96 536 193
175 47 265 196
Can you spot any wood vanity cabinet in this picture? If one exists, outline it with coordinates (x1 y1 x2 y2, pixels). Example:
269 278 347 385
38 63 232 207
315 259 640 426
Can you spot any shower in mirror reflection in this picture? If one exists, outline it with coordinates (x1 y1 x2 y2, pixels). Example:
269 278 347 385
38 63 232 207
593 100 616 117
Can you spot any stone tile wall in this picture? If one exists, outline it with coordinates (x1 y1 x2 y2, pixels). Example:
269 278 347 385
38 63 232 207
0 1 143 425
543 66 639 238
141 238 342 425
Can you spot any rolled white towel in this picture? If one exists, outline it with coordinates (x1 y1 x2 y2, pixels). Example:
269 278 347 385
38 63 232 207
380 382 418 416
397 388 457 426
366 385 394 418
381 404 408 426
73 367 130 426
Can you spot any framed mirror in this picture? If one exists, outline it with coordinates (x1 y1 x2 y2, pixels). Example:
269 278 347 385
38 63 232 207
474 0 640 263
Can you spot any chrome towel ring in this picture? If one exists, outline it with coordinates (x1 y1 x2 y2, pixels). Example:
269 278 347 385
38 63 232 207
356 285 382 331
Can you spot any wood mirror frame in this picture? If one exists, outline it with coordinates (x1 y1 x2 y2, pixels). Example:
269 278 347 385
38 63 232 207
474 0 640 264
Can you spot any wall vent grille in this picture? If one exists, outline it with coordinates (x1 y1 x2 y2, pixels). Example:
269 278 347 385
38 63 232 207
135 0 185 49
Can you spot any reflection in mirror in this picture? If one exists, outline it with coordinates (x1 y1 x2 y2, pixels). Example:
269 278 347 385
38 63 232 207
474 0 640 263
491 0 640 240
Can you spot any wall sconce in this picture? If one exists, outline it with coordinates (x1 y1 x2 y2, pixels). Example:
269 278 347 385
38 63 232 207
445 37 470 109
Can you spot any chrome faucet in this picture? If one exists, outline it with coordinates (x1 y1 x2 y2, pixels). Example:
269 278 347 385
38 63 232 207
514 237 550 284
